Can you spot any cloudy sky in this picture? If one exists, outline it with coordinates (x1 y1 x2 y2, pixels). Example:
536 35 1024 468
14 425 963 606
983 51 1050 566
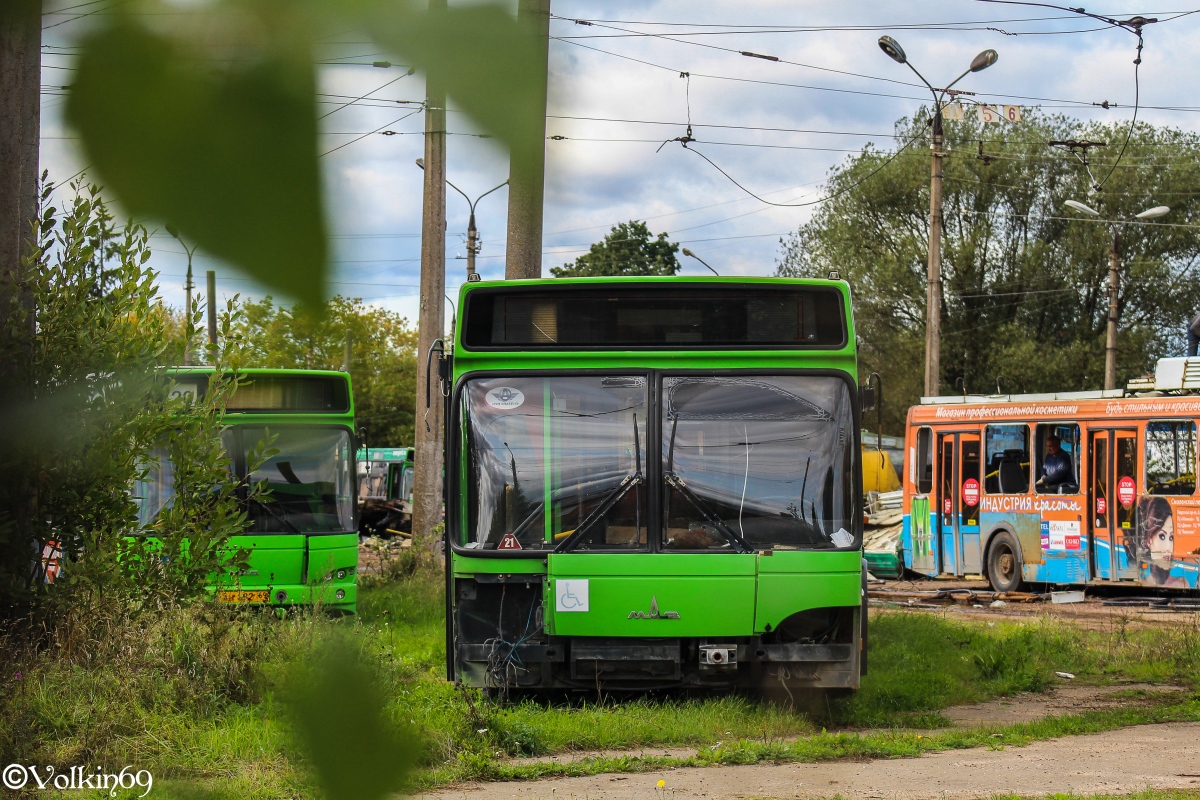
38 1 1200 327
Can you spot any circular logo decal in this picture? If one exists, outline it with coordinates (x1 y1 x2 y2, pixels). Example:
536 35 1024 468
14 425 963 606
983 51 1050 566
1117 475 1136 507
962 477 980 507
485 387 525 410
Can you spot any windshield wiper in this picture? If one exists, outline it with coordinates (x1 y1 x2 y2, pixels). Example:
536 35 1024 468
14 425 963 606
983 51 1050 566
247 495 302 535
555 413 643 553
663 414 755 553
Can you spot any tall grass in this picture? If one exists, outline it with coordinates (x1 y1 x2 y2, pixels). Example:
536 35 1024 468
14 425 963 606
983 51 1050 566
1 564 1197 798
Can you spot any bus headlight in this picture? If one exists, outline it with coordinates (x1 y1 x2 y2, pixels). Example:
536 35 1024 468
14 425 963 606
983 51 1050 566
335 589 346 600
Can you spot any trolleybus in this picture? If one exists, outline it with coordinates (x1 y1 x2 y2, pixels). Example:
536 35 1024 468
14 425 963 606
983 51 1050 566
438 277 869 693
901 358 1200 592
136 368 359 612
357 446 415 537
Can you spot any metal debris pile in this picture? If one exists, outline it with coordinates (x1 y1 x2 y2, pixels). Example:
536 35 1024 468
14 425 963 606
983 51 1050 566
869 587 1046 608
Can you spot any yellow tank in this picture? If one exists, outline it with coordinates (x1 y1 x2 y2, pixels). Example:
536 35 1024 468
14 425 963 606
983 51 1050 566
861 446 901 493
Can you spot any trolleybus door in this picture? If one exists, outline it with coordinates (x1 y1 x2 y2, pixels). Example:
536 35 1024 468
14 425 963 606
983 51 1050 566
1088 428 1139 581
937 431 982 577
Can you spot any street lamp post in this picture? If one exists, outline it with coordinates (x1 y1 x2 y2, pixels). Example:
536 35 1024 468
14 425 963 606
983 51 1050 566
166 224 198 365
681 247 720 276
878 36 998 397
1064 200 1170 389
416 158 507 281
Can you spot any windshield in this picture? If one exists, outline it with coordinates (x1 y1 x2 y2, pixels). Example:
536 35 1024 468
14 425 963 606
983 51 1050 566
462 376 648 550
358 460 390 500
662 376 857 551
241 426 355 533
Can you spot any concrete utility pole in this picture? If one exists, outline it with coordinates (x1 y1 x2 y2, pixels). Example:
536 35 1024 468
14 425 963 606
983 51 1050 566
925 115 945 398
0 0 41 551
504 0 550 280
206 270 217 346
1105 234 1120 390
877 36 997 397
412 3 448 545
1064 200 1169 390
0 0 41 358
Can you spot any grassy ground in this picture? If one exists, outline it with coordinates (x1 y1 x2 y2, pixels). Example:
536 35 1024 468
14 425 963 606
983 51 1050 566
1 563 1198 799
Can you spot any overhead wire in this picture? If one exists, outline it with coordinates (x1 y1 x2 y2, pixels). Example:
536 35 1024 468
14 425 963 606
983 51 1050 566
667 133 922 208
318 70 414 120
319 107 422 157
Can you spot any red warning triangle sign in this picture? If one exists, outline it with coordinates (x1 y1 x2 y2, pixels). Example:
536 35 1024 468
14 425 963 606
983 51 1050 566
497 533 522 550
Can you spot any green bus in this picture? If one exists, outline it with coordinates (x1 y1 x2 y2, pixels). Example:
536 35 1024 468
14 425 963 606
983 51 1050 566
357 447 415 537
440 277 867 694
136 368 359 613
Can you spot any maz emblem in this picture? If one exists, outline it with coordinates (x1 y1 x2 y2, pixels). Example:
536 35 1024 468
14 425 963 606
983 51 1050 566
628 596 680 620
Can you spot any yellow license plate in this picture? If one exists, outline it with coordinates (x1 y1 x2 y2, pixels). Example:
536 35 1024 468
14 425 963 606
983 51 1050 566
218 590 270 604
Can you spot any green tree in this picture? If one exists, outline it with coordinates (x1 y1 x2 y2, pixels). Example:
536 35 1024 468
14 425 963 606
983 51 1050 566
551 220 681 277
777 112 1200 432
228 296 418 446
0 177 248 614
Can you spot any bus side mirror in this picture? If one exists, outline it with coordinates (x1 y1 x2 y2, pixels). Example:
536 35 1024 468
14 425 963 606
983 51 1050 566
860 385 877 412
862 372 883 453
425 339 450 409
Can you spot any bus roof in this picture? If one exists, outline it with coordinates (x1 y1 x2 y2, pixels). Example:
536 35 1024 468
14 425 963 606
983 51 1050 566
910 391 1200 425
165 368 354 418
357 447 413 462
453 276 856 369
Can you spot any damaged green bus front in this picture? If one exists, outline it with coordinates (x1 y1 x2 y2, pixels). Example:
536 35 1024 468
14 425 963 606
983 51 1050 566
442 278 868 695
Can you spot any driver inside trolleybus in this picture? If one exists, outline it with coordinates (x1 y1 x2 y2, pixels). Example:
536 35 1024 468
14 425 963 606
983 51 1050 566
1036 435 1074 491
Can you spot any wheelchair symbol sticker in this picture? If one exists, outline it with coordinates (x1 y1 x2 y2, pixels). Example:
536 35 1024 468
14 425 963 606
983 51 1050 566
555 579 589 612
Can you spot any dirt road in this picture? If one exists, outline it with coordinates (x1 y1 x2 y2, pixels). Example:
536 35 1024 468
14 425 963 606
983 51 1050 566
417 721 1200 800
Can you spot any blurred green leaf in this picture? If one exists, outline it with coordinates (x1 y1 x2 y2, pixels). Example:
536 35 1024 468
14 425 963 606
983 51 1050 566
289 643 418 800
351 0 546 170
65 7 326 306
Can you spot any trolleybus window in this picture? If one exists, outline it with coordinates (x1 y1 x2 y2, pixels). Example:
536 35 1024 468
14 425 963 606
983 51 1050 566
1034 423 1080 494
461 376 649 551
660 376 856 551
392 464 415 503
1145 420 1197 496
134 446 175 527
916 426 933 494
240 427 355 533
985 424 1030 494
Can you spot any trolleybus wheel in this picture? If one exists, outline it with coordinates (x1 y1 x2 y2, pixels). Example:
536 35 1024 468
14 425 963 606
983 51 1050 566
987 531 1023 593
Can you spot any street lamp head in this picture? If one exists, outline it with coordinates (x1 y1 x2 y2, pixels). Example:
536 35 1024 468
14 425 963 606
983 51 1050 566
415 158 425 170
682 248 696 258
969 49 999 72
1135 205 1170 219
1065 200 1101 217
878 36 907 64
165 223 181 240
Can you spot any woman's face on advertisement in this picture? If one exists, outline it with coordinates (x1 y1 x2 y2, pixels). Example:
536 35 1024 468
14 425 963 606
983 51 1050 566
1149 515 1174 562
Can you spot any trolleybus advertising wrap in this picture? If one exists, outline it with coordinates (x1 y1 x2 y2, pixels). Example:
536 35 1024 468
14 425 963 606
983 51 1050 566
902 390 1200 591
438 277 869 694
